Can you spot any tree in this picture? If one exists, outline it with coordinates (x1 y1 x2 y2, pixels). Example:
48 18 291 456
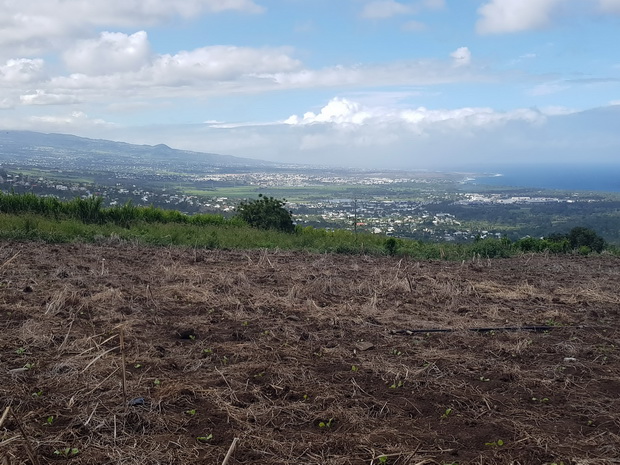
235 194 295 233
567 227 606 253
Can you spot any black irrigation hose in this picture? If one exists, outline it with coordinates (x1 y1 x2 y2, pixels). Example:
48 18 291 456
390 325 601 335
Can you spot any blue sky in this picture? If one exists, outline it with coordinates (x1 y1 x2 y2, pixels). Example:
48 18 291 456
0 0 619 168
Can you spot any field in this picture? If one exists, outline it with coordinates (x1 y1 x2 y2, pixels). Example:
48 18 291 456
1 241 620 464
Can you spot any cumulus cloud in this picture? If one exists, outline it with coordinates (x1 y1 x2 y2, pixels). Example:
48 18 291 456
450 47 471 67
63 31 152 75
477 0 565 34
0 58 46 84
361 0 413 19
0 0 263 56
20 90 81 105
284 97 545 130
149 46 301 83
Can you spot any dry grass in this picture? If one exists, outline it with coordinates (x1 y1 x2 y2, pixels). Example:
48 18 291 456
1 242 619 464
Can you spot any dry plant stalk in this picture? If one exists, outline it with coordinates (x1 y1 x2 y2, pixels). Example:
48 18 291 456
119 326 128 403
9 408 40 465
0 251 20 271
0 407 9 428
221 437 239 465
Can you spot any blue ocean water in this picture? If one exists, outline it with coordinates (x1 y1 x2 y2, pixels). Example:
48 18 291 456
466 165 620 193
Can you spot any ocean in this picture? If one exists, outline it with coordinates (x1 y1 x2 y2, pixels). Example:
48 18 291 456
465 164 620 193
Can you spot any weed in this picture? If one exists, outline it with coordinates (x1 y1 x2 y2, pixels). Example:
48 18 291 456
485 439 505 447
318 418 334 428
197 434 213 443
54 447 80 457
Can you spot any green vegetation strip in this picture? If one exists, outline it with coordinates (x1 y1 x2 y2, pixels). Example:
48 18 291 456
0 192 615 259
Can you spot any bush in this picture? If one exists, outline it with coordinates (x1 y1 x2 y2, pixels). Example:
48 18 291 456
235 194 295 233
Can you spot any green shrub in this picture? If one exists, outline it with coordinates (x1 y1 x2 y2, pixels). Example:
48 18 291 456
235 194 295 233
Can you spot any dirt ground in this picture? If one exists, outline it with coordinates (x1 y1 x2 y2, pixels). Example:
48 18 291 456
1 241 619 465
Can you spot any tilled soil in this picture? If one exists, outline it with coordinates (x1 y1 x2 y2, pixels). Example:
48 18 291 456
1 241 619 464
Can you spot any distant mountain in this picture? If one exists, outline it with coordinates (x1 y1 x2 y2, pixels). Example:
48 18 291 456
0 130 275 174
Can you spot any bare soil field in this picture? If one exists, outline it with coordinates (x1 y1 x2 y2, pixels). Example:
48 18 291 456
1 241 620 465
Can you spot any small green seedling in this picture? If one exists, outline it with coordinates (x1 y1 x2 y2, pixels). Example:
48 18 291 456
485 439 505 447
351 365 359 372
185 409 197 416
197 434 213 443
54 448 80 457
45 416 55 426
189 335 196 341
242 321 249 327
318 418 334 428
390 349 402 356
479 376 490 382
153 379 161 386
23 362 35 370
441 408 453 419
134 363 142 369
389 380 404 389
202 348 213 355
32 390 43 397
302 394 310 401
531 397 549 403
16 347 26 355
377 455 388 464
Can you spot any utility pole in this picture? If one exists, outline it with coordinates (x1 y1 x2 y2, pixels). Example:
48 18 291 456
353 198 358 236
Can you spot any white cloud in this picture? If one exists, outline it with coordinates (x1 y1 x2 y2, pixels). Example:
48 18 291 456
20 90 81 105
0 58 46 84
0 0 263 56
149 46 301 83
63 31 152 75
476 0 565 34
610 99 620 105
450 47 471 67
284 97 545 129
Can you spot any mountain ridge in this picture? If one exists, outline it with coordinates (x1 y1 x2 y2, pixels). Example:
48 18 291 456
0 130 274 171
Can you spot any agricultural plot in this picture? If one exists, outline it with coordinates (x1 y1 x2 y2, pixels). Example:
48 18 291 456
1 242 619 464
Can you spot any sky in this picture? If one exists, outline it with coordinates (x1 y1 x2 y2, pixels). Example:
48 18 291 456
0 0 619 169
